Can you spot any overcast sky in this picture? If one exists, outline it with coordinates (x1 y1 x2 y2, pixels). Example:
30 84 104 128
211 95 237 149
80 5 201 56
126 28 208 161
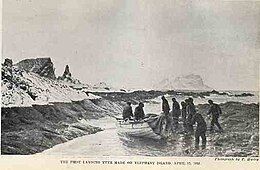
3 0 260 90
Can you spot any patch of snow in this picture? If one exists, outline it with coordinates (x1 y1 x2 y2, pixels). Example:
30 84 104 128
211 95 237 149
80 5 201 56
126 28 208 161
1 84 34 108
1 69 100 108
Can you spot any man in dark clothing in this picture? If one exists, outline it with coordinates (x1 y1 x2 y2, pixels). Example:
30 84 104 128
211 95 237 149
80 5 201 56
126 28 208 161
207 100 224 132
191 113 207 149
181 101 187 130
172 98 181 128
162 96 170 114
134 102 145 120
161 96 171 132
122 102 133 120
186 98 196 133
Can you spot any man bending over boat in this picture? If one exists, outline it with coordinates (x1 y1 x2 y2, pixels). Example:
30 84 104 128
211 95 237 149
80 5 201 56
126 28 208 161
122 102 133 120
134 102 145 121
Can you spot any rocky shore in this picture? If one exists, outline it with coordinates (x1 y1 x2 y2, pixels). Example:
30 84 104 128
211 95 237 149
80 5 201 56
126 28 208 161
90 91 259 157
92 90 255 105
1 57 124 155
1 58 258 156
194 102 259 157
1 93 258 156
1 98 122 155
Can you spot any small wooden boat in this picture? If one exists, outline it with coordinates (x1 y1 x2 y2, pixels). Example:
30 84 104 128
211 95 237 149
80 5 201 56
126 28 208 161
115 117 162 140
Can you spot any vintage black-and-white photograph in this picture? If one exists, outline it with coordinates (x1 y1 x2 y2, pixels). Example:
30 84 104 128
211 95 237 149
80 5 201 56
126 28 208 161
1 0 259 157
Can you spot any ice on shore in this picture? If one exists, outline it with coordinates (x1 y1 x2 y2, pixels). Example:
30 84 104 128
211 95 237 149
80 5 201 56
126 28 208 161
1 68 100 108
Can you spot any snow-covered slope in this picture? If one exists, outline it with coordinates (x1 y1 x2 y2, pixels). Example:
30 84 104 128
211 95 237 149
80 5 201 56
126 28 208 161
1 59 100 108
155 74 212 91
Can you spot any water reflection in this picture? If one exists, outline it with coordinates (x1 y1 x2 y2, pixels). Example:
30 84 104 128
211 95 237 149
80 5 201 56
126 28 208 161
117 132 194 156
42 91 259 157
42 117 258 157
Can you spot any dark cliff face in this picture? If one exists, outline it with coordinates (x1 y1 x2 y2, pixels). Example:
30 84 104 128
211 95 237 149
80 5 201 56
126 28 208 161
1 58 123 155
2 58 15 81
16 58 56 79
1 98 122 155
58 64 72 80
3 58 13 67
62 65 72 78
57 65 81 84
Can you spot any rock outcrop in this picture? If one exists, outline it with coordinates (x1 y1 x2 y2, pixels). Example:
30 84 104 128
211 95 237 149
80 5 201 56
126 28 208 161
58 65 81 84
1 58 123 155
1 98 122 155
16 57 56 79
2 58 14 81
3 58 13 67
62 65 72 77
196 102 259 157
1 58 99 108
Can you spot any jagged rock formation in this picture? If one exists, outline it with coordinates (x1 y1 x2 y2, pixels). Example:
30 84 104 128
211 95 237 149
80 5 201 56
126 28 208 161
1 58 35 107
16 57 56 79
2 58 15 81
58 65 81 84
1 58 99 107
57 65 126 92
155 74 212 91
3 58 13 67
1 58 123 155
63 65 72 77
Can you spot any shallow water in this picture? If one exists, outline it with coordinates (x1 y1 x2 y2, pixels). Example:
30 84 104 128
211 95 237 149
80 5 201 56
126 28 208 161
42 93 259 157
42 117 258 157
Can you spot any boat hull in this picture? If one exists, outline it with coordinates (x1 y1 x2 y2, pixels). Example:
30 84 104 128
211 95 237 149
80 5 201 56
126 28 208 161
116 120 162 140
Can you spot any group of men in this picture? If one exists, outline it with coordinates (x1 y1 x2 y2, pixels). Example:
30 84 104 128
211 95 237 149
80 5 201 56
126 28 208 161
122 96 224 150
122 102 145 121
161 96 224 149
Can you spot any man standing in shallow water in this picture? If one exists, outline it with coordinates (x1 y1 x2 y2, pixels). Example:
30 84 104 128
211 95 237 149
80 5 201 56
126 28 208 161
207 100 224 133
161 96 171 132
191 112 207 149
186 98 196 133
181 101 187 131
171 98 181 129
